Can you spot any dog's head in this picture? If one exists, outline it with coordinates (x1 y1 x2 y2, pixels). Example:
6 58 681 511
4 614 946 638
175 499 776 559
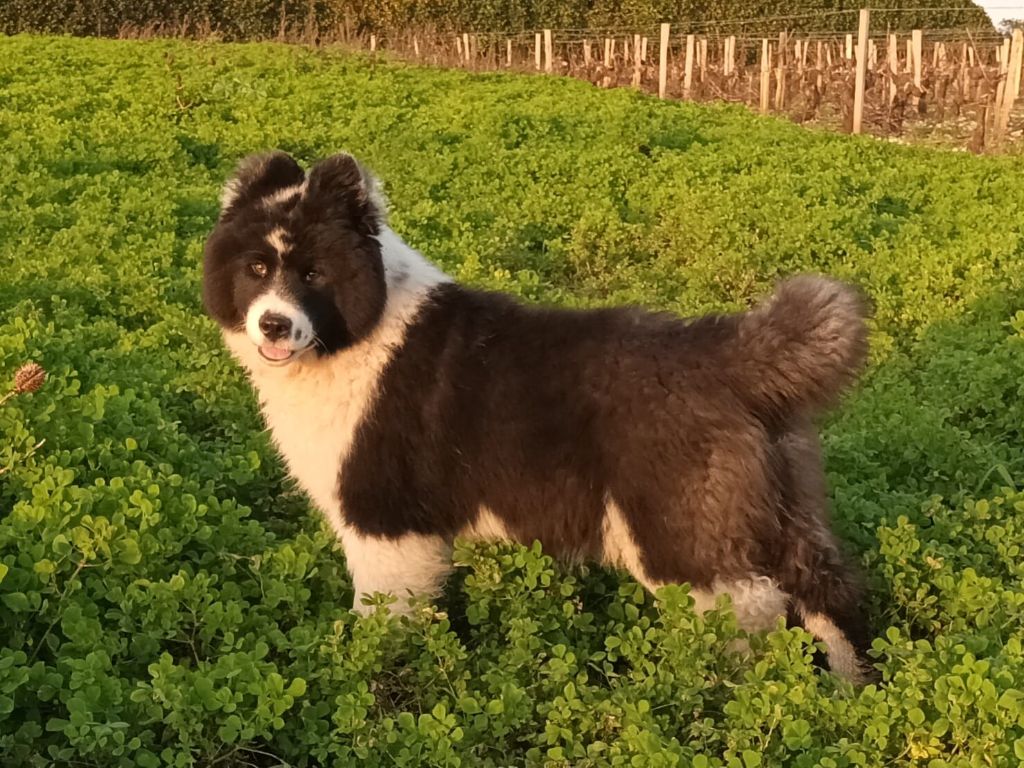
203 151 388 366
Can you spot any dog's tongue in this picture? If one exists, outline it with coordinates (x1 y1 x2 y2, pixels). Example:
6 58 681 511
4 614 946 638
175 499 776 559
260 345 293 361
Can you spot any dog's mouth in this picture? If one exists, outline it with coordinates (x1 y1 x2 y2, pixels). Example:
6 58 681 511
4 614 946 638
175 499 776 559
257 343 313 366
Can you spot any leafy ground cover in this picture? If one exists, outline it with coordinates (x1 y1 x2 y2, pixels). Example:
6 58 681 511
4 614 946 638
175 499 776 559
2 34 1024 767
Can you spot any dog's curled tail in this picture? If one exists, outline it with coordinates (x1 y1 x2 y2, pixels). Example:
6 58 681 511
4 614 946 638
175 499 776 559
735 275 868 414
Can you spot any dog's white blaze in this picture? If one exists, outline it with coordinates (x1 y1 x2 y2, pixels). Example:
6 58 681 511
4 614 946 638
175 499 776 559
800 611 869 684
244 290 314 347
265 227 291 257
459 506 512 542
264 182 305 206
602 497 660 590
226 227 450 601
341 528 452 616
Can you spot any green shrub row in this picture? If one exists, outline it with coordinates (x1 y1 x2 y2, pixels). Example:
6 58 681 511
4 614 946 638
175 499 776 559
0 0 992 40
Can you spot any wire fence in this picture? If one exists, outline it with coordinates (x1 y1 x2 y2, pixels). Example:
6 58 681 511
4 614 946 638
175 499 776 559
356 11 1024 152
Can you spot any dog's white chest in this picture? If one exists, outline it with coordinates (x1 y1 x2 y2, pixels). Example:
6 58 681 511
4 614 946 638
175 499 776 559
259 364 371 534
226 334 393 538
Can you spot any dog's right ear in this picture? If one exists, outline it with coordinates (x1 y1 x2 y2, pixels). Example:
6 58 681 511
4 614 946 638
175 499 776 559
220 151 305 215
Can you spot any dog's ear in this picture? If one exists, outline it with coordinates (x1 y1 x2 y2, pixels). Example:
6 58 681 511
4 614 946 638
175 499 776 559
220 151 305 215
304 153 387 236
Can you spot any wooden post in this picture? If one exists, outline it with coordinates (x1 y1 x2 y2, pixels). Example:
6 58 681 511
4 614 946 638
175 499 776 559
996 29 1024 138
760 39 771 113
869 39 877 68
959 42 968 99
905 38 913 73
544 29 552 73
816 40 823 69
968 44 975 67
912 29 922 109
632 33 642 87
370 33 376 52
684 34 695 98
535 32 541 70
507 39 512 66
853 8 869 134
583 38 592 66
413 35 419 57
844 34 852 60
776 31 787 109
658 23 670 98
604 38 612 67
888 33 899 105
641 36 648 63
699 37 707 81
1010 30 1023 101
463 32 471 64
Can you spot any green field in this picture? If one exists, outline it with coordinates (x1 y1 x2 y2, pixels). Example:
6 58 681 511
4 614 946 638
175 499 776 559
3 34 1024 767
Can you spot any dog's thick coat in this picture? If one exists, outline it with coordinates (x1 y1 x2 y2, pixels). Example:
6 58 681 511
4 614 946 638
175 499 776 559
203 151 874 681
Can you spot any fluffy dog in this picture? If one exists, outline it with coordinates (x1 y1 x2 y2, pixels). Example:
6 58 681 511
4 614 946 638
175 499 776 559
203 151 873 682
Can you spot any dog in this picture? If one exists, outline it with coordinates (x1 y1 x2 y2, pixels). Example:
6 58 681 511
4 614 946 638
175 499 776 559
203 151 874 682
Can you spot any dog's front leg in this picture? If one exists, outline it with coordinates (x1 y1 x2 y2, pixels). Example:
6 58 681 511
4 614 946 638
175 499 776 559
338 526 453 616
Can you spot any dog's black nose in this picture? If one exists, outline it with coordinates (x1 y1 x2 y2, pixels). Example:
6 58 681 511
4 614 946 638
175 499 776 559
259 312 292 341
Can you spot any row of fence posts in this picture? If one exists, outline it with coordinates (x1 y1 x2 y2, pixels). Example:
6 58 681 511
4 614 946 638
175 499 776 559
373 14 1024 139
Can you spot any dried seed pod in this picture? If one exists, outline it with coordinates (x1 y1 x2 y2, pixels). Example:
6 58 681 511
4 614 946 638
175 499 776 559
13 362 46 394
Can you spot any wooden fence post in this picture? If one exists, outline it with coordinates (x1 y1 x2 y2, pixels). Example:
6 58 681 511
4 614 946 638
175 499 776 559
507 39 512 67
845 34 853 60
912 29 922 109
544 29 553 73
995 29 1024 139
776 31 787 109
853 8 870 134
658 23 670 98
604 38 612 67
632 33 642 87
699 37 707 81
641 36 649 63
684 34 695 98
535 32 541 70
905 38 913 73
760 38 771 113
369 33 376 52
888 33 899 104
463 32 471 64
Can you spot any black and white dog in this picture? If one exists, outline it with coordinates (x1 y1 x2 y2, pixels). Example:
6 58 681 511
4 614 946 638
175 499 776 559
203 151 874 682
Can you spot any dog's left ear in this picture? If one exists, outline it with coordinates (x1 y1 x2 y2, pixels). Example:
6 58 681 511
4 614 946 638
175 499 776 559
220 151 306 215
304 153 387 236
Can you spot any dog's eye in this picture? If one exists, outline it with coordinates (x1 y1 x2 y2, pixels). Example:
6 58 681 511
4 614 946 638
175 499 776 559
250 262 268 278
303 269 319 284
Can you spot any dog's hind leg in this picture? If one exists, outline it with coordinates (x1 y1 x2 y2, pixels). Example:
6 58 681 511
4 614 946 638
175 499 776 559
773 423 876 683
601 492 790 634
